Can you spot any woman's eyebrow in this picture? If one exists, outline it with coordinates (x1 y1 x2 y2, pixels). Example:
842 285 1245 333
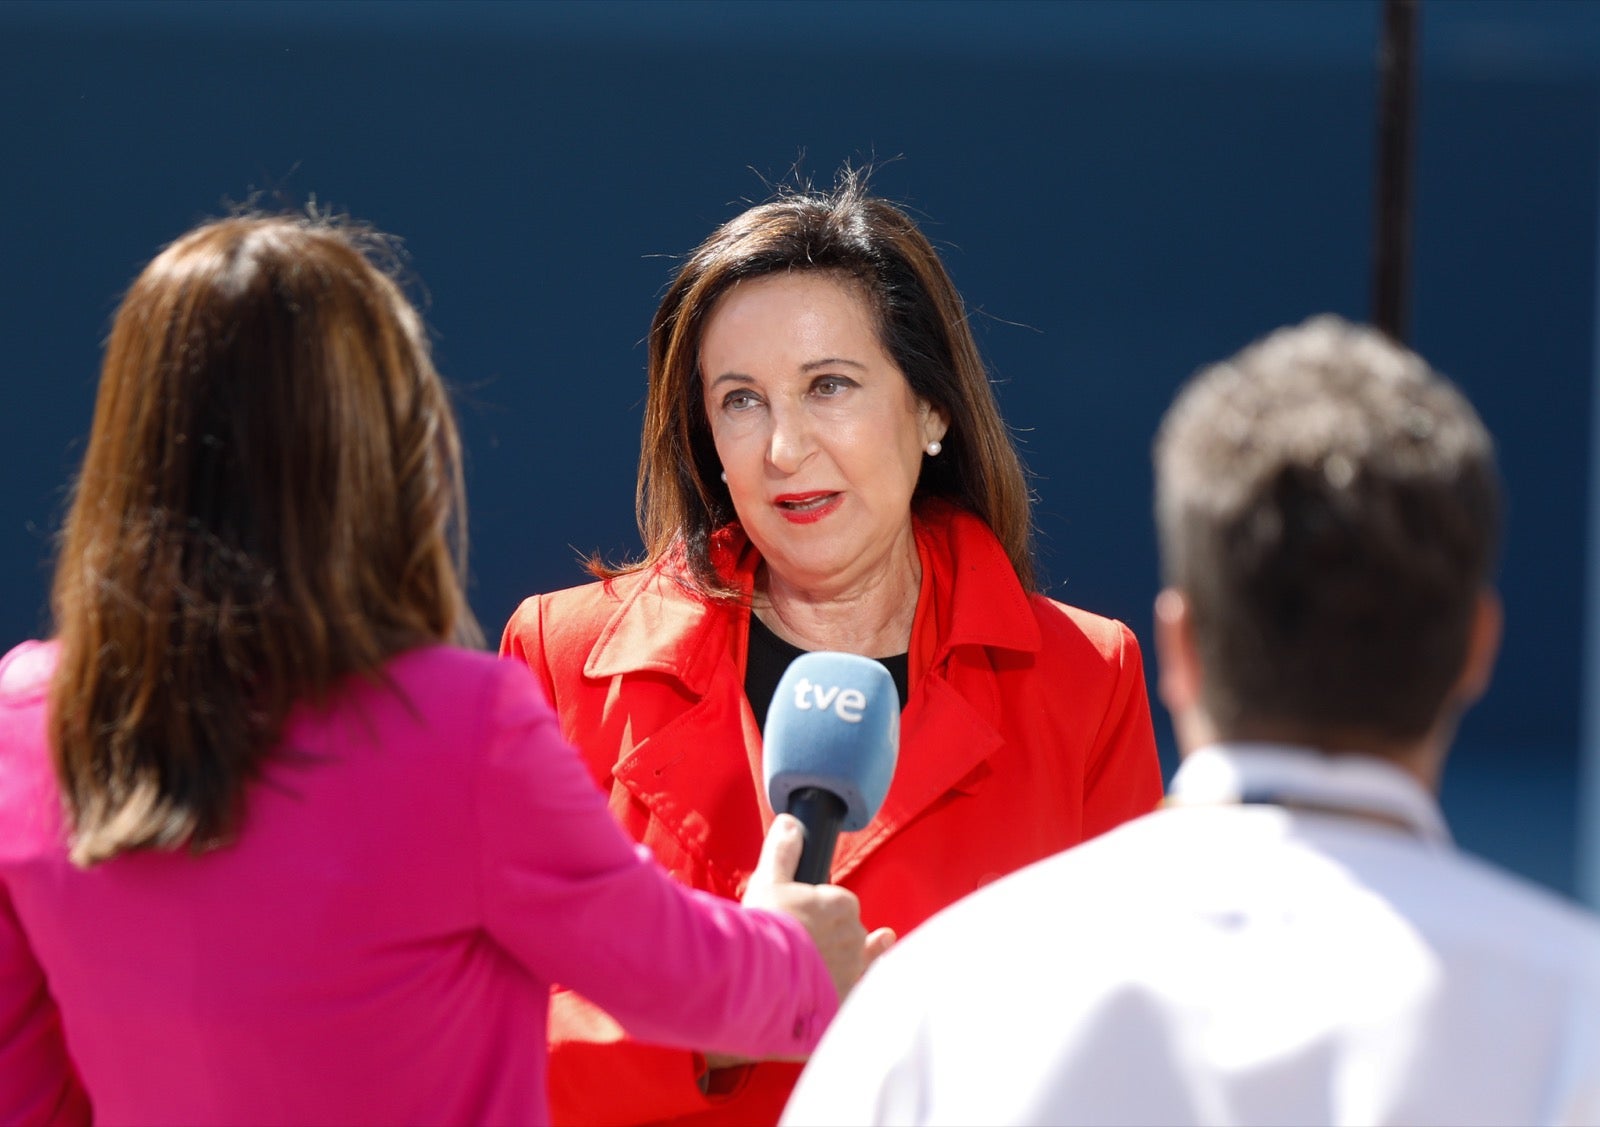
800 357 867 372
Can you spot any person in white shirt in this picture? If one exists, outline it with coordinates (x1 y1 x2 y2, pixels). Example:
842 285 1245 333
781 315 1600 1127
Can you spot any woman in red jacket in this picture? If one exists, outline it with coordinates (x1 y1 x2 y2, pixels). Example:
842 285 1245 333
501 172 1163 1126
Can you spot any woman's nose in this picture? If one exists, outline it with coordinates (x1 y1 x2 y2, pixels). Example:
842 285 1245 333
766 406 813 474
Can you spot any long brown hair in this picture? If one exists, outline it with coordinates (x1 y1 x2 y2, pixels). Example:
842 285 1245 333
613 170 1035 596
49 214 479 866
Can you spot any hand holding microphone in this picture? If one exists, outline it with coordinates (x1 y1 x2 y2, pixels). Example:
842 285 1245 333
707 653 902 1079
706 817 894 1079
758 653 899 992
740 814 894 1005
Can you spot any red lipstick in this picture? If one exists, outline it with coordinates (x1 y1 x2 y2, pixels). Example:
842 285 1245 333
774 491 843 524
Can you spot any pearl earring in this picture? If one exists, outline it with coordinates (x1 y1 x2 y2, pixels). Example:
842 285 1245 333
720 471 728 483
926 440 942 457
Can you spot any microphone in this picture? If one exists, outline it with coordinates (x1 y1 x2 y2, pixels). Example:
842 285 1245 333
763 652 899 885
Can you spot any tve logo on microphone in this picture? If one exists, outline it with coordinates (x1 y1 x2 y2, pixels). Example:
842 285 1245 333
789 677 866 722
764 652 900 877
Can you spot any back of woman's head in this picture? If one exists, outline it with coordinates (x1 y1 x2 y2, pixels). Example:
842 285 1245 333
635 170 1035 594
50 214 478 866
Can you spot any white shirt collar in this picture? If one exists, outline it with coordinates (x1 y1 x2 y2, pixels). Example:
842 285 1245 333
1169 742 1453 847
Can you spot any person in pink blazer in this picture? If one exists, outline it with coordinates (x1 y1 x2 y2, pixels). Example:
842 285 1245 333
0 215 888 1126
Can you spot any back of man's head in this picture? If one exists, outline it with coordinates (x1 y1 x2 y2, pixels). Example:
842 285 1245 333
1153 315 1501 748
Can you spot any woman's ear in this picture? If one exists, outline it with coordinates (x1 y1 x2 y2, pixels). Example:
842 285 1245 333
919 401 950 448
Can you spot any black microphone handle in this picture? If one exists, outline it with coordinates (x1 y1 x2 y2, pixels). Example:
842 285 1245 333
786 786 848 885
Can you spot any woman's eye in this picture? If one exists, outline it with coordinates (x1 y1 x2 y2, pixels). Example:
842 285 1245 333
723 391 758 411
813 377 851 397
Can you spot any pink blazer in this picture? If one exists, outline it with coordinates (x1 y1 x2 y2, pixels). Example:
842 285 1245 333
0 641 837 1126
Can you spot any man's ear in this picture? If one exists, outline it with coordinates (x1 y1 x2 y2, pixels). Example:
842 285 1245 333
1154 588 1201 717
1453 588 1502 707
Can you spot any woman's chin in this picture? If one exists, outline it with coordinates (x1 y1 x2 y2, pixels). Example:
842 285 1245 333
757 545 858 594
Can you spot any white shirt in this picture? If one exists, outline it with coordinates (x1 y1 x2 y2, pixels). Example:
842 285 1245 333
782 744 1600 1126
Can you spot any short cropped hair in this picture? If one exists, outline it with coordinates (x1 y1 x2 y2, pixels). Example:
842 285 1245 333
1153 316 1501 742
620 169 1035 596
50 214 477 865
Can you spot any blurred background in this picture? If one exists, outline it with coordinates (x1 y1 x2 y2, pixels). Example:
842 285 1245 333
3 0 1597 900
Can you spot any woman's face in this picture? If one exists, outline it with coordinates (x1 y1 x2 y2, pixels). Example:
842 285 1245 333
699 271 948 596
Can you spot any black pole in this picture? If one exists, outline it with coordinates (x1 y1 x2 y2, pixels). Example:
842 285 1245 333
1372 0 1420 344
786 786 847 885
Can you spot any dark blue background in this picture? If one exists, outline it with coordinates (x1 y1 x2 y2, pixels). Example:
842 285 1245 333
3 0 1596 895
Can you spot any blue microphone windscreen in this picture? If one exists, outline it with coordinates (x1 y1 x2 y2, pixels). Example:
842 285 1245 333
763 651 899 832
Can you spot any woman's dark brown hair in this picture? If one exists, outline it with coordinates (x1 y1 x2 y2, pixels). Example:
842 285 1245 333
49 214 479 866
616 170 1035 596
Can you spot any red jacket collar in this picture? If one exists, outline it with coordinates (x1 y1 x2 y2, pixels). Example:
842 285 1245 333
583 502 1040 691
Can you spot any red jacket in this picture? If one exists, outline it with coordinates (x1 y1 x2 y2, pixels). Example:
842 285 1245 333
501 503 1162 1126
